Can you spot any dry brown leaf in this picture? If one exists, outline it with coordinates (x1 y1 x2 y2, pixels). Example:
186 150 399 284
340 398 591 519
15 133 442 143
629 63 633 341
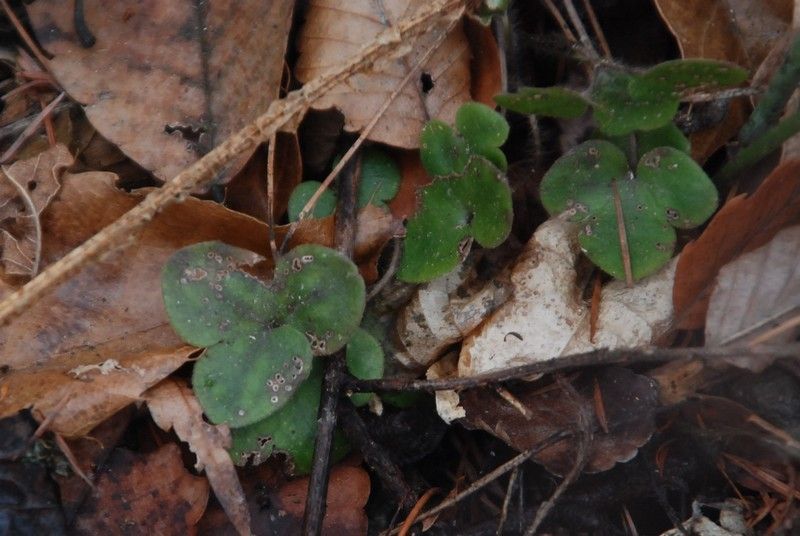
674 160 800 329
653 0 794 161
705 225 800 369
387 148 430 220
276 465 370 535
295 1 473 148
0 346 193 437
73 444 209 535
461 368 659 475
224 133 302 223
145 379 251 536
27 1 294 182
1 144 69 276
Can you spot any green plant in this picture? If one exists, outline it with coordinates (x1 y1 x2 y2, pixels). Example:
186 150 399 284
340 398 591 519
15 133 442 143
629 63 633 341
162 242 365 427
162 241 386 472
287 146 401 221
495 59 748 280
397 102 513 282
231 327 384 473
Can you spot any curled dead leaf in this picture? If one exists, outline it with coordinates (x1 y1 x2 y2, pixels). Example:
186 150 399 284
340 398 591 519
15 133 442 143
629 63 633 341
674 160 800 329
146 379 251 536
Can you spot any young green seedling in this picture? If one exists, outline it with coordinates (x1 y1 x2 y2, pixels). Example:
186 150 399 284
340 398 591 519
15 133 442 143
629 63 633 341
287 146 401 221
541 139 717 279
398 102 513 283
495 59 748 136
162 242 365 428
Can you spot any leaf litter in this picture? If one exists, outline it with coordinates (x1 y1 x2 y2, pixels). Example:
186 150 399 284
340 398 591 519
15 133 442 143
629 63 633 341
1 0 800 534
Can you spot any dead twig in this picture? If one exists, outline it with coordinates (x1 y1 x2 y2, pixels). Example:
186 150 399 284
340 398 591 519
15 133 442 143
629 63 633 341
0 0 465 326
384 433 568 535
0 92 65 164
398 487 440 536
496 467 519 535
345 343 800 393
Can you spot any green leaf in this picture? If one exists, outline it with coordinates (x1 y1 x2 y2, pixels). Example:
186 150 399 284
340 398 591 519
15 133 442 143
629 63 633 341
230 361 349 474
456 102 510 150
398 157 512 282
635 123 690 156
287 181 337 221
358 147 401 208
162 242 365 426
591 68 678 135
192 325 313 428
420 120 470 176
541 140 717 280
630 59 748 99
345 328 384 407
494 87 589 118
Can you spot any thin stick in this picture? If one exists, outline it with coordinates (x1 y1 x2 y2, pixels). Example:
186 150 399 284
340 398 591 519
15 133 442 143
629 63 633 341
0 0 53 70
540 0 577 45
745 310 800 347
524 431 589 534
580 0 611 58
266 133 279 261
385 434 567 535
365 238 401 301
345 343 800 393
398 488 440 536
610 180 634 286
281 18 455 252
561 0 601 62
54 433 95 489
0 92 65 164
496 467 519 535
0 0 464 326
2 157 43 276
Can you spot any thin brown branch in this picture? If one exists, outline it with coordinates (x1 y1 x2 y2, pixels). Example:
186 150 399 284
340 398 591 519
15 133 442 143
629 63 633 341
580 0 611 58
266 133 279 261
561 0 601 62
611 179 634 286
0 0 465 326
0 92 65 164
384 433 567 535
345 344 800 393
0 0 53 70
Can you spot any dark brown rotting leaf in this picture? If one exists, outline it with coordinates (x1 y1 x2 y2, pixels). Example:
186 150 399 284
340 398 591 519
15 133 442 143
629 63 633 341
73 444 209 535
26 1 294 182
461 367 659 476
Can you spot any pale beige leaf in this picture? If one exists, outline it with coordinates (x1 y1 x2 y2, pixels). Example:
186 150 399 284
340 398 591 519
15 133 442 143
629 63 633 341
706 225 800 369
146 379 251 536
295 0 472 148
458 217 676 378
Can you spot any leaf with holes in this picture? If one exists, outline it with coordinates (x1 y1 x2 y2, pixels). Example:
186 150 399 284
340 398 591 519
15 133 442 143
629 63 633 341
398 157 513 282
541 140 717 279
162 242 365 427
230 360 349 474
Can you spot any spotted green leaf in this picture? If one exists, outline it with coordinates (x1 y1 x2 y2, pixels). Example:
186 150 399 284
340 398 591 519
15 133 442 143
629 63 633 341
630 59 748 100
162 242 365 427
591 68 678 135
541 140 717 280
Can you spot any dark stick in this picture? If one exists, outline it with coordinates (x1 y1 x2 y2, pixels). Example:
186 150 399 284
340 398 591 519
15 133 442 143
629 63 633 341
73 0 96 48
302 154 362 536
338 401 415 509
344 343 800 393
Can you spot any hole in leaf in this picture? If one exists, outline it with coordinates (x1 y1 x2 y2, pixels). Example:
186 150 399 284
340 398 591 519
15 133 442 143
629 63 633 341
420 72 434 94
164 123 206 143
27 181 37 191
